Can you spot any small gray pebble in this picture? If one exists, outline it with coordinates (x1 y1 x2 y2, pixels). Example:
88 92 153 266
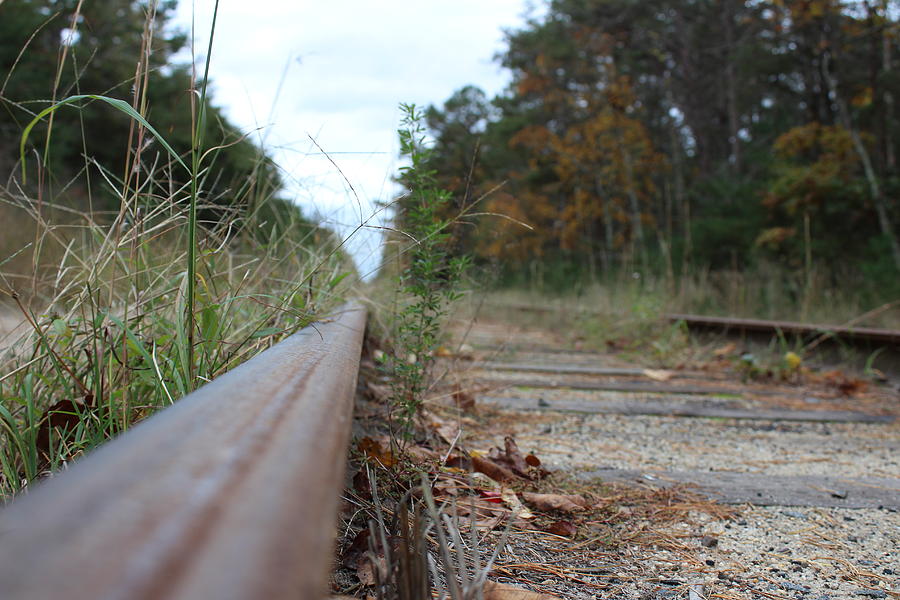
856 591 887 598
781 582 810 593
783 510 806 519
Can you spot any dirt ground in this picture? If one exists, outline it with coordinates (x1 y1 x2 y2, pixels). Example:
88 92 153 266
438 314 899 600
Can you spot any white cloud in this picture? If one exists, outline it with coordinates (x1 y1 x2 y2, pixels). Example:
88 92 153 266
171 0 542 276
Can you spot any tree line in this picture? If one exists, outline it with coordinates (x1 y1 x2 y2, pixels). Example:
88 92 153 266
408 0 900 290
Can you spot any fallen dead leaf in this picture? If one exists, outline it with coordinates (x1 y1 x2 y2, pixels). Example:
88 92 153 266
351 470 372 500
487 436 531 478
453 386 477 412
484 580 563 600
36 395 93 459
542 520 578 537
404 444 439 464
605 337 632 351
713 342 737 357
501 487 535 519
341 529 370 569
521 492 590 513
357 436 396 467
472 454 518 482
823 370 868 397
642 369 673 382
444 453 472 472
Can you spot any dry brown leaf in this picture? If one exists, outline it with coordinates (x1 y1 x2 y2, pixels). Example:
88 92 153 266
453 387 477 412
36 395 93 459
485 436 534 479
642 369 673 382
500 487 535 519
542 520 578 537
521 492 590 513
444 453 472 471
357 436 396 467
341 529 369 569
823 370 868 397
483 581 564 600
404 445 439 464
713 342 737 357
471 454 518 482
503 436 531 475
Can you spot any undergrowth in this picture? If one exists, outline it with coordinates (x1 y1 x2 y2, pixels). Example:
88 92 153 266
0 3 353 498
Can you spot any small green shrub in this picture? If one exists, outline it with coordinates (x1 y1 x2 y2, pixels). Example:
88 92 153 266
386 104 469 438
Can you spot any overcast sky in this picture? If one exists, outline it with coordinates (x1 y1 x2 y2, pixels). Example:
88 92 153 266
171 1 543 277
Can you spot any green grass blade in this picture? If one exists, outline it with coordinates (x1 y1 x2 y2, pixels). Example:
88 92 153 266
19 94 188 183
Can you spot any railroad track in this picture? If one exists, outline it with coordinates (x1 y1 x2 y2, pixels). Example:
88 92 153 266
486 301 900 345
483 302 900 371
1 303 897 599
666 312 900 347
0 303 367 600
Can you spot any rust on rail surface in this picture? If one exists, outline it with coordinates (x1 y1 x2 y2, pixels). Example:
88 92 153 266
0 304 367 600
666 313 900 346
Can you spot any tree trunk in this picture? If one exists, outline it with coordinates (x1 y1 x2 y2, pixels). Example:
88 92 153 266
824 54 900 271
722 0 741 173
882 0 896 170
622 149 647 269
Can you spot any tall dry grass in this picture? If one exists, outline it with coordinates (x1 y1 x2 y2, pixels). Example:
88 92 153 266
0 2 357 498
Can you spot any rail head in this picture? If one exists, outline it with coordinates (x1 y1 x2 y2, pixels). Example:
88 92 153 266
0 303 367 600
667 313 900 346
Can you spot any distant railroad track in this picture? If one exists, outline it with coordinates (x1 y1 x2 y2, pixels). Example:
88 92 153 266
0 303 367 600
484 301 900 353
666 313 900 347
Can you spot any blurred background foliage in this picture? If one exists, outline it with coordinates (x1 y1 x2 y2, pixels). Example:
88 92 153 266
397 0 900 305
0 0 319 238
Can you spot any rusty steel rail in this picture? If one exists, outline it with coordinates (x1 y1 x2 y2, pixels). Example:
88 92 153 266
0 304 367 600
666 313 900 347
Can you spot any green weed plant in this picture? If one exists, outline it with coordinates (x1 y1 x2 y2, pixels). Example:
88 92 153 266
386 104 468 439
